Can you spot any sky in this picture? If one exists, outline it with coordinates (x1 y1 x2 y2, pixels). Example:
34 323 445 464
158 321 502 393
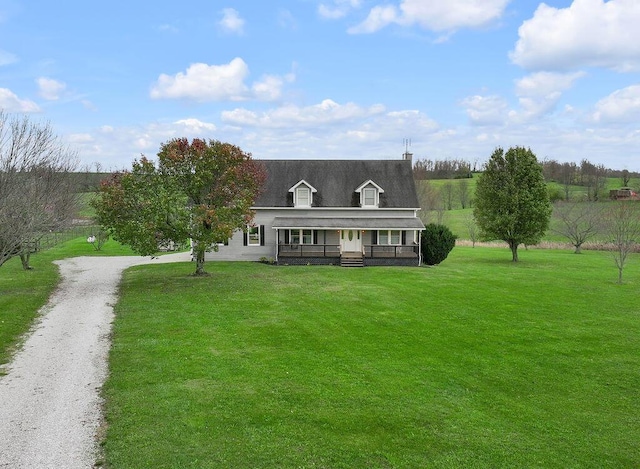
1 0 640 171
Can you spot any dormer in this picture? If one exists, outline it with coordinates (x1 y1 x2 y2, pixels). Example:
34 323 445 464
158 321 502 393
355 180 384 208
289 180 317 207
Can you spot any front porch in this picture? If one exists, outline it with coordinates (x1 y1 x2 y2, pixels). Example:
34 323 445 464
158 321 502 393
276 242 421 266
271 216 425 267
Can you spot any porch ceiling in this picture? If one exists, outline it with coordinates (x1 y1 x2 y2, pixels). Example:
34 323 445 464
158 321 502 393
271 217 425 230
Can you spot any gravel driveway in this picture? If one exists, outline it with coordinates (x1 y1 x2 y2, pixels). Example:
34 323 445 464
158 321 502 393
0 253 190 469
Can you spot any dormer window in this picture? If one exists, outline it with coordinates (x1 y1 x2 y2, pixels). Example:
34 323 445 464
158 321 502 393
297 186 310 206
289 180 317 208
355 180 384 208
363 187 376 206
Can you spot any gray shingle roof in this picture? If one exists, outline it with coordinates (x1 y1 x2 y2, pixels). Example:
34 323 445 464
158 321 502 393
272 217 425 229
255 159 419 208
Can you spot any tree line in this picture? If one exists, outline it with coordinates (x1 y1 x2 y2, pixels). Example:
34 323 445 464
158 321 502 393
414 156 639 199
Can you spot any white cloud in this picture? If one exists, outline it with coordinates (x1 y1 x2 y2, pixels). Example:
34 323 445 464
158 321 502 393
461 95 509 126
218 8 245 35
67 133 94 144
318 0 362 19
592 84 640 123
150 58 294 102
150 58 250 101
511 0 640 72
158 24 179 34
511 71 585 122
0 88 40 112
82 99 97 111
0 50 17 66
252 73 295 101
278 9 297 29
222 99 386 128
36 77 66 100
348 6 397 34
349 0 509 34
174 118 217 132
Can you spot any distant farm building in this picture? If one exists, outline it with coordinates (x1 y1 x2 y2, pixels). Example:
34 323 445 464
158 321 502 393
609 188 639 200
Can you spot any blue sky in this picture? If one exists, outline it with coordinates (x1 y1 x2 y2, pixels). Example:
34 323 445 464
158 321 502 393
2 0 640 171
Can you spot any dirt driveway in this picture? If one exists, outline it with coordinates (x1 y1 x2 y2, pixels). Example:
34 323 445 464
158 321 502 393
0 253 189 468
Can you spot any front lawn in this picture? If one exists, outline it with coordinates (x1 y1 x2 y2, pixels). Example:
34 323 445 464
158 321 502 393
103 247 640 468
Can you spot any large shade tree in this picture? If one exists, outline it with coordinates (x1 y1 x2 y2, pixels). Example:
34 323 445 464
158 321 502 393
93 138 266 275
473 146 551 262
0 112 77 269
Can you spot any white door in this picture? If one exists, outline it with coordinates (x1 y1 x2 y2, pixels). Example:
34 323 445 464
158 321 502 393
341 229 361 253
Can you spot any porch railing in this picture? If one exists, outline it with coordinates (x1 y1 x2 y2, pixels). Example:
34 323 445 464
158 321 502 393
364 244 419 258
278 244 340 257
277 243 419 258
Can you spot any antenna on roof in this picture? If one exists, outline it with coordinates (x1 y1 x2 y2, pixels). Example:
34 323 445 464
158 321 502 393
402 138 413 163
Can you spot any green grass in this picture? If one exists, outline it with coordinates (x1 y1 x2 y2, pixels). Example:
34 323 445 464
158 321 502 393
0 237 137 367
103 248 640 468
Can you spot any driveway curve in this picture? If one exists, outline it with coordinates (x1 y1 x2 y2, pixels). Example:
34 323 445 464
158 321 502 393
0 253 190 469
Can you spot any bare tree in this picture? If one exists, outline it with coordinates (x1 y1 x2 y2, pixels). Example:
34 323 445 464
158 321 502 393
604 201 640 283
441 181 455 210
416 180 439 225
0 113 77 269
605 200 640 283
464 212 478 247
457 178 470 209
552 201 603 253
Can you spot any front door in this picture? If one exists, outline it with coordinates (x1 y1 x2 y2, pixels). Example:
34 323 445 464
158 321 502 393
340 229 361 253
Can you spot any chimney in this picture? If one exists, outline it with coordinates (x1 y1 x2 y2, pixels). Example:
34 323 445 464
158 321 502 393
402 151 413 163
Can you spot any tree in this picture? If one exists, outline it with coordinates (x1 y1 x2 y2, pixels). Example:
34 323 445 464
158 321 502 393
457 178 470 209
441 181 454 210
621 169 631 187
0 112 77 269
464 212 478 247
93 138 266 276
421 224 456 265
604 201 640 284
552 200 603 253
473 146 551 262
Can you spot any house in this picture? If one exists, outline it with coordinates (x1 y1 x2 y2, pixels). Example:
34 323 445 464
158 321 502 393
205 156 425 266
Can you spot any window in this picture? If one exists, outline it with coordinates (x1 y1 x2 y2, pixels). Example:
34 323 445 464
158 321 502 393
363 188 376 207
288 229 315 244
289 180 317 207
355 180 384 208
248 226 260 245
245 225 264 246
378 230 401 245
296 187 310 207
302 229 312 244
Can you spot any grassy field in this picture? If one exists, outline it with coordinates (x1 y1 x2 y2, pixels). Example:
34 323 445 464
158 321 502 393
417 177 640 242
102 247 640 468
0 237 137 367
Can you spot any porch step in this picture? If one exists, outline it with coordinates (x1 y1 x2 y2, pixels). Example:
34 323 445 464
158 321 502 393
340 254 364 267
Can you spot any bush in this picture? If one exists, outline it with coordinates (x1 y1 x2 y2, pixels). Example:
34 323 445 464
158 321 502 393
421 224 456 265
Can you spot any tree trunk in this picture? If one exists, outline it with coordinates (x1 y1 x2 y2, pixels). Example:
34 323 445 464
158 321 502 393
509 241 519 262
20 251 33 270
193 243 208 276
574 244 582 254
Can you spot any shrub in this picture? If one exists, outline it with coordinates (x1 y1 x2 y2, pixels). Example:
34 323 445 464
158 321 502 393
421 224 456 265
